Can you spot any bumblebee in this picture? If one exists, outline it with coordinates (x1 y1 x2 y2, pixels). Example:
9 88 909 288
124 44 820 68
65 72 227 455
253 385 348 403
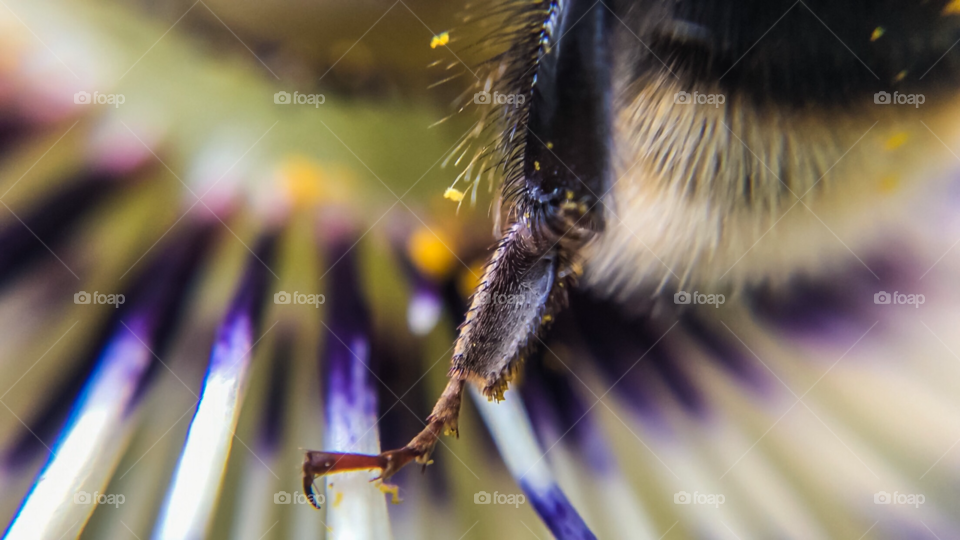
306 0 960 490
3 0 960 538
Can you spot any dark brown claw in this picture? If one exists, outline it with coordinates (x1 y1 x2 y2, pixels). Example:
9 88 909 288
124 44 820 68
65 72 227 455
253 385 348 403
301 379 465 509
301 451 393 508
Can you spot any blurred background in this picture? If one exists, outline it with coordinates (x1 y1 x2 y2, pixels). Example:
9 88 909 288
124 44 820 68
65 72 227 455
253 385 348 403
4 1 960 539
0 0 514 538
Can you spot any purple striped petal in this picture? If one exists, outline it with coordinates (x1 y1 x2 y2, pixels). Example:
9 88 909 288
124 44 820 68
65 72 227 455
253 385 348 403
319 240 393 539
522 362 660 538
229 334 292 539
2 225 214 472
0 172 115 287
470 386 597 540
3 225 213 540
153 233 276 540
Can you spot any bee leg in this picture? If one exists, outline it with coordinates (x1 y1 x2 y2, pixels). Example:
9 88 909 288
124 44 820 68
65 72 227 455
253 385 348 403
299 378 465 499
300 0 616 492
301 450 391 509
378 208 586 469
300 209 585 487
301 459 323 509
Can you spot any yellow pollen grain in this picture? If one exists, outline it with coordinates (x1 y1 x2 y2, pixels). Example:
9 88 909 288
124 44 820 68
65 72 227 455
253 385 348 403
894 70 908 83
377 482 402 504
534 161 540 171
333 492 344 508
443 187 464 202
430 32 450 48
884 132 909 151
870 27 885 41
408 227 456 279
546 142 554 149
945 0 960 15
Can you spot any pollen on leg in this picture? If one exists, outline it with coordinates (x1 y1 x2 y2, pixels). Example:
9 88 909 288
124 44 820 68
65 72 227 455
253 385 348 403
375 481 402 504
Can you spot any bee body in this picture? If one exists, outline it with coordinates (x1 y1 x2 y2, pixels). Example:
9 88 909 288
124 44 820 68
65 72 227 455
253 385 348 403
519 0 960 297
586 86 960 297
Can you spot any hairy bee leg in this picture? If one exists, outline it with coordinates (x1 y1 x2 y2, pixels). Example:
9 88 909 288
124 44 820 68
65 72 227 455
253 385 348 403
398 377 466 459
448 218 567 396
376 217 576 467
299 379 465 506
300 215 582 491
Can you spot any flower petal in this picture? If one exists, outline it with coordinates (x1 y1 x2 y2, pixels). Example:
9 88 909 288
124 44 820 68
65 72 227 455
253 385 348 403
153 233 276 540
470 386 597 540
3 226 212 539
320 239 393 540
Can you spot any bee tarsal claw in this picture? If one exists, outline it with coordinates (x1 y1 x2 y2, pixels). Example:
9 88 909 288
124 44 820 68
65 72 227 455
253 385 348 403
301 472 322 510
